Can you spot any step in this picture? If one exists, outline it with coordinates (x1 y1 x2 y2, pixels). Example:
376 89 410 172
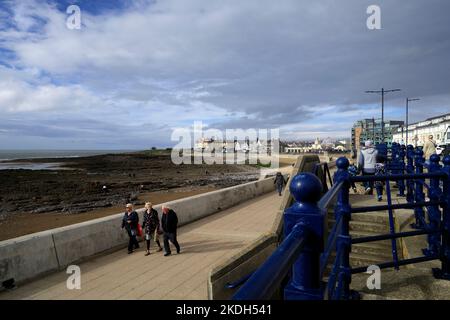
351 243 393 259
350 213 390 224
350 231 397 247
328 220 389 233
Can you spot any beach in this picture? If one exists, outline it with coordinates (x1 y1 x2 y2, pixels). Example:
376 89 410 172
0 150 275 240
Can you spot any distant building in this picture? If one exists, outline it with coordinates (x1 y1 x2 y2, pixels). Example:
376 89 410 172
351 118 404 150
392 112 450 147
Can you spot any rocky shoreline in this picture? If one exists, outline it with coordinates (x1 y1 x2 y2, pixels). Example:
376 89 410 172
0 150 261 220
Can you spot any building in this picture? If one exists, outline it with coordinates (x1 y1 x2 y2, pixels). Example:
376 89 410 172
351 118 404 150
392 112 450 147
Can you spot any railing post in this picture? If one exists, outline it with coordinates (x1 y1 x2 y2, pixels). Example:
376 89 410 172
406 145 415 204
284 172 325 300
423 154 442 257
433 155 450 280
332 157 352 299
397 146 406 196
411 148 426 229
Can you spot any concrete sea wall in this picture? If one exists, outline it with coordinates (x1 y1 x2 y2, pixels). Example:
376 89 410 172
0 175 281 287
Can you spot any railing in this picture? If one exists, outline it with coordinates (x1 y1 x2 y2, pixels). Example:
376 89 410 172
230 143 450 300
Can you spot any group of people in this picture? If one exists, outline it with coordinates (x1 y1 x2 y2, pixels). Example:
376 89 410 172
352 135 437 201
121 202 181 256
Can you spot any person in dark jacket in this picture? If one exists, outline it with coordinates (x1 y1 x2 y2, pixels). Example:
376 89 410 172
121 203 140 254
161 205 181 256
274 172 287 196
142 202 163 256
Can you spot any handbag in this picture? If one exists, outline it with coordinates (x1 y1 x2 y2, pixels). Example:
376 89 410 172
137 223 143 237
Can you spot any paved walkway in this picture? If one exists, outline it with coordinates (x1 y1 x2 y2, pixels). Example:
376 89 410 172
0 191 284 300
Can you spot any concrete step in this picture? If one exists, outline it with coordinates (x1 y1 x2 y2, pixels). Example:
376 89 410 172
329 252 393 269
328 220 389 233
351 242 393 259
350 213 391 224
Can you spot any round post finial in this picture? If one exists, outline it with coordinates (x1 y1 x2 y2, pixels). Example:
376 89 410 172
289 173 323 204
336 157 350 170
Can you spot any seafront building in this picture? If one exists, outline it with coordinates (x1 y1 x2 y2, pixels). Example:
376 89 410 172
351 118 404 151
392 112 450 147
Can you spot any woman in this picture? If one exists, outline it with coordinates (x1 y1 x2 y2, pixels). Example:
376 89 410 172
142 202 163 256
121 203 139 254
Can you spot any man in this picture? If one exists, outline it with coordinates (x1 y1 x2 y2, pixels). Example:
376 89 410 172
358 140 378 195
161 205 181 256
423 135 437 161
274 172 287 196
121 203 140 254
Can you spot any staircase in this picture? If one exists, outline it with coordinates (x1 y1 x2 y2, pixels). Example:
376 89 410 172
328 211 399 269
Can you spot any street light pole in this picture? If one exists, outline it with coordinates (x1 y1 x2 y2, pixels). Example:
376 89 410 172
406 97 420 145
366 88 401 143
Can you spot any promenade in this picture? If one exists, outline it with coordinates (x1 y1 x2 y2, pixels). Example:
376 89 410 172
0 191 283 300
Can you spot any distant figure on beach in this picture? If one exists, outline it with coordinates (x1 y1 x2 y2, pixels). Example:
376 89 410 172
142 202 163 256
274 172 287 196
121 203 140 254
358 140 378 195
102 185 108 193
423 135 437 162
161 205 181 256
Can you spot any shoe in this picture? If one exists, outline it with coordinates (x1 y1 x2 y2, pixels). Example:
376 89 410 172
364 187 372 195
128 250 133 254
145 251 150 256
377 196 382 202
353 187 357 194
177 249 181 254
164 252 171 256
158 247 163 252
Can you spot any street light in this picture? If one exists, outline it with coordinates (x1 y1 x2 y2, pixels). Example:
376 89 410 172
406 98 420 145
365 88 402 143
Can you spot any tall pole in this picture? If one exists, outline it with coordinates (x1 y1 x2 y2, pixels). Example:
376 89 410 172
406 98 420 146
366 88 401 143
381 88 384 142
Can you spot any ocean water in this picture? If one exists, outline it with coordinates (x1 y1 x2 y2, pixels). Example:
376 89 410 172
0 149 135 170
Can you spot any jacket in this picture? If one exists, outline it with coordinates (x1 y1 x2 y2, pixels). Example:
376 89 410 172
142 208 159 234
423 139 436 160
274 174 287 186
359 147 378 174
121 210 139 232
161 209 178 233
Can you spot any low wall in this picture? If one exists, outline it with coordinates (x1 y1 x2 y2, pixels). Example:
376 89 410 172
207 155 321 300
0 176 279 287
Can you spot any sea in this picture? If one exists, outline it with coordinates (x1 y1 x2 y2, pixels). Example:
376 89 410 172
0 150 135 170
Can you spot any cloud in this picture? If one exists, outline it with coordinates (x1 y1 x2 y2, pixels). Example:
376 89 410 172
0 0 449 148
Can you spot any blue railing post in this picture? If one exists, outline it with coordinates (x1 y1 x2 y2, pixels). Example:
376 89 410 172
284 172 325 300
406 145 415 204
433 155 450 280
332 157 352 299
411 148 426 229
397 147 406 196
423 154 442 257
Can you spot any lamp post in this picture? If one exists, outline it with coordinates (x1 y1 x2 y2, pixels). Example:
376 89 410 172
366 88 402 143
406 98 420 145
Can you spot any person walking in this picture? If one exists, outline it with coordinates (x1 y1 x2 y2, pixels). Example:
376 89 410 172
142 202 163 256
161 205 181 256
121 203 140 254
358 140 378 195
374 154 386 201
274 172 287 196
423 135 437 161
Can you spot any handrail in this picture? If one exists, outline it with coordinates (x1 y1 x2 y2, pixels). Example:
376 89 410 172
318 181 344 210
232 222 310 300
350 172 446 182
225 272 253 289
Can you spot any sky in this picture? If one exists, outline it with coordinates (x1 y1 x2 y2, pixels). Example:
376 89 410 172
0 0 449 149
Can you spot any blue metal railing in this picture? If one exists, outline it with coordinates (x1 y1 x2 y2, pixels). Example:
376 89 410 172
230 145 450 300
